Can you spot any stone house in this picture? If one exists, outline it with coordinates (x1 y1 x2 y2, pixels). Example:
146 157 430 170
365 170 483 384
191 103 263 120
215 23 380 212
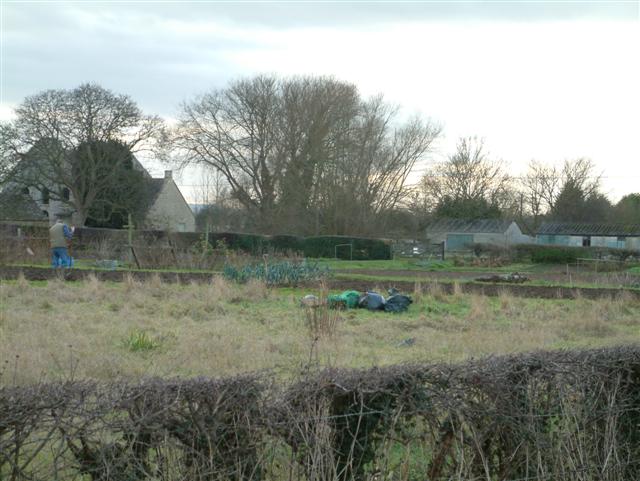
0 186 49 226
142 171 196 232
425 218 533 251
2 155 195 232
536 222 640 250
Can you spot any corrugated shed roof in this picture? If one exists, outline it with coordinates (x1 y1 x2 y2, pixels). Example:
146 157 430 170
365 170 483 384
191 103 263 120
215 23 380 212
537 222 640 237
425 218 515 234
0 187 48 222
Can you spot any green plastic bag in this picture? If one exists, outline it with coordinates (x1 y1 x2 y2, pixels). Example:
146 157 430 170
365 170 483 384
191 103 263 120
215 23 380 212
327 290 361 309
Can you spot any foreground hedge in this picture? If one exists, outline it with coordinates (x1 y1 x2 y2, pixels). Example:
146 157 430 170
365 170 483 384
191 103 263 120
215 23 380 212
2 346 640 480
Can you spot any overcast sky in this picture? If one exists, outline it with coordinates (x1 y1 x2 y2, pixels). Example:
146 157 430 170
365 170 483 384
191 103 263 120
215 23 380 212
1 1 639 202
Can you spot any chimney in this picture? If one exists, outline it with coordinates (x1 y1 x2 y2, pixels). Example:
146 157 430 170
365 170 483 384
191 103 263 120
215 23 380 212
164 170 172 179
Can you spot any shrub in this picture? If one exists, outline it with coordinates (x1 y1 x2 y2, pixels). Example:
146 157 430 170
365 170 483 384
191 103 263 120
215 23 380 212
513 244 587 264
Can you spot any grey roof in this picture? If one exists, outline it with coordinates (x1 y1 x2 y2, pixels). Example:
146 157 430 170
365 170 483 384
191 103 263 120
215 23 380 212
537 222 640 237
0 187 48 222
425 218 515 234
145 178 166 208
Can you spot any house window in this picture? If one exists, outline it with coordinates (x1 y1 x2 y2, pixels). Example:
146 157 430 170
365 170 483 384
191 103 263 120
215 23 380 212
62 188 70 201
582 236 591 247
41 188 49 205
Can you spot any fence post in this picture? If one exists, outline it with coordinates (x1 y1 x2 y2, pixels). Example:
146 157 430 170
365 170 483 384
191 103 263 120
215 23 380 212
125 214 140 269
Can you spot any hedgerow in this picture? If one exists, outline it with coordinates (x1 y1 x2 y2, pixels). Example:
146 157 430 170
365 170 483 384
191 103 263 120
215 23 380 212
2 346 640 480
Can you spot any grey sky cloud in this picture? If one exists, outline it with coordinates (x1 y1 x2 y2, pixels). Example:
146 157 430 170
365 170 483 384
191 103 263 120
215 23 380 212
2 1 639 198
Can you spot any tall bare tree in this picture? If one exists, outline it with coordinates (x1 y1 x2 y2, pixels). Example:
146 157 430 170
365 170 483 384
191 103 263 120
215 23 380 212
0 124 19 188
3 83 163 225
175 75 441 235
520 157 603 224
175 76 281 230
419 137 512 218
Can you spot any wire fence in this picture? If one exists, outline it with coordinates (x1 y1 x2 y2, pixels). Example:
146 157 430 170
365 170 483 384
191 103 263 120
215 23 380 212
2 345 640 480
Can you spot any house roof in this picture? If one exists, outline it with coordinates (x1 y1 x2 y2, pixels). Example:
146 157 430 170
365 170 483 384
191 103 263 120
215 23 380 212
146 178 166 207
425 218 515 234
0 187 48 222
537 222 640 237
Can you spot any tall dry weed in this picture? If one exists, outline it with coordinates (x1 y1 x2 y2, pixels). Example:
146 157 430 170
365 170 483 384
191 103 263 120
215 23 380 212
148 272 163 289
124 272 140 288
244 278 270 301
427 282 447 302
15 271 28 290
467 295 491 322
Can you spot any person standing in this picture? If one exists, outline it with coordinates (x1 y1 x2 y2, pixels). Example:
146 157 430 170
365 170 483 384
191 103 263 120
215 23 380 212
49 216 74 268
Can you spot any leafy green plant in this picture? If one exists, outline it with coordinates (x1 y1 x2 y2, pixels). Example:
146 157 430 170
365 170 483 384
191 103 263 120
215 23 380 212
223 259 330 286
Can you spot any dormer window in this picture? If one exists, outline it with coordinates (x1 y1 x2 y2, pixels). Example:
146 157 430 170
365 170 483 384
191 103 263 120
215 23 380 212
41 188 50 205
62 188 70 201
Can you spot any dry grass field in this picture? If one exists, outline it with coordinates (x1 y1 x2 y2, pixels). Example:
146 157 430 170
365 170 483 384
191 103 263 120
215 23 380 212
1 275 639 385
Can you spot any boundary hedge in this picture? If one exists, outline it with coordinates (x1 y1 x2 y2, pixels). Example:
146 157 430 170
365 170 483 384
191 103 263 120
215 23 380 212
1 224 392 260
2 346 640 480
471 242 639 264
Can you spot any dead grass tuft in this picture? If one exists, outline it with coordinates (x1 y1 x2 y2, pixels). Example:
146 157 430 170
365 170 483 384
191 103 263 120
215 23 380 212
15 271 28 290
467 295 491 322
428 282 448 302
124 272 139 288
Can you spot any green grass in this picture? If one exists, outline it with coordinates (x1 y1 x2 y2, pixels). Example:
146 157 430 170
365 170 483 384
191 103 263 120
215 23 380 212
2 276 639 385
317 258 536 272
122 329 162 352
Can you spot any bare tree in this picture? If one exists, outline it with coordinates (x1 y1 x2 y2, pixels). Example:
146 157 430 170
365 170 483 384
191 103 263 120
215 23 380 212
0 124 19 188
4 83 164 225
175 75 281 230
175 75 441 235
419 137 512 218
520 157 602 222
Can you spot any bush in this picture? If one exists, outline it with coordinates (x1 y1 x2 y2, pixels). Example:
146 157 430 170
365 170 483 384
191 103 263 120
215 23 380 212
511 244 580 264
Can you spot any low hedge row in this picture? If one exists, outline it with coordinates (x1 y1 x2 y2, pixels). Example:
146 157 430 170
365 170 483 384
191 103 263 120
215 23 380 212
207 232 392 260
472 242 639 264
3 223 392 260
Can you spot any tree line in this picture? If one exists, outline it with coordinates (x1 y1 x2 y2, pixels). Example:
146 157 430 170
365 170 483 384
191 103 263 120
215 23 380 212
1 77 637 236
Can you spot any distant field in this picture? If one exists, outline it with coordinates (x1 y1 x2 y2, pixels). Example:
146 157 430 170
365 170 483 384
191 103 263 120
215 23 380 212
1 276 638 385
